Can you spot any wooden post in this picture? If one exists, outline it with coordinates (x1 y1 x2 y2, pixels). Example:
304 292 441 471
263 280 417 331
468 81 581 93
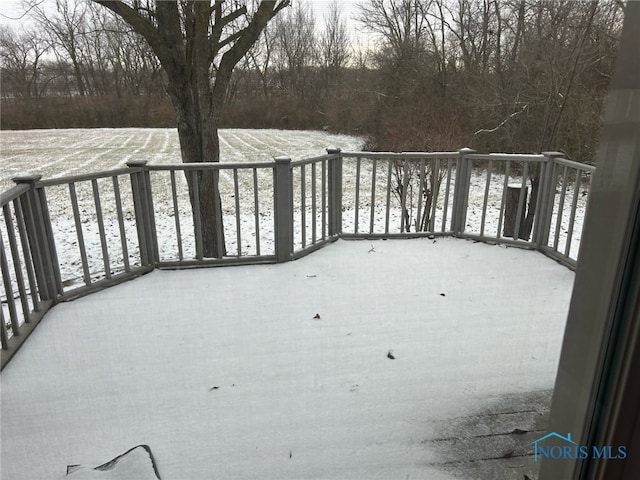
12 174 62 301
327 148 343 237
127 160 157 266
452 148 474 234
503 184 529 239
534 152 564 247
274 156 293 262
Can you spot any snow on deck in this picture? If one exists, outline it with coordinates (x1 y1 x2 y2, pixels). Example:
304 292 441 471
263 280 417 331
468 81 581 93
0 238 575 480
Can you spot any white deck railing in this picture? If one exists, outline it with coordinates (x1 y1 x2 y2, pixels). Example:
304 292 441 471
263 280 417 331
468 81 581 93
0 149 595 368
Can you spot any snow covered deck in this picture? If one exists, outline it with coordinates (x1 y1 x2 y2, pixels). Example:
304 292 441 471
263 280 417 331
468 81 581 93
0 238 575 479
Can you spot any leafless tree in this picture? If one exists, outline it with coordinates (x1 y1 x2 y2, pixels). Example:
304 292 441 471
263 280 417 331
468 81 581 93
28 0 90 96
91 0 289 258
0 26 51 98
272 1 317 101
318 1 350 91
245 22 275 101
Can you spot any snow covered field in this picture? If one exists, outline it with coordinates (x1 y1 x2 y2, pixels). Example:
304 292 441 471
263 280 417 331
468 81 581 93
0 128 363 192
0 238 575 480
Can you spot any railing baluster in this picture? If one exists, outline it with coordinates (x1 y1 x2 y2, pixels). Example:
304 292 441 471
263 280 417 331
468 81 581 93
37 188 62 294
169 171 183 261
233 168 242 257
369 158 377 234
301 165 306 248
92 179 111 279
429 159 440 232
415 159 425 232
385 159 392 234
554 166 570 251
354 157 361 233
3 204 30 325
192 170 203 260
565 170 582 257
112 176 130 271
480 160 493 237
36 188 63 292
213 169 225 259
531 163 546 247
497 160 511 238
13 199 39 312
0 229 19 336
253 168 261 256
513 162 529 240
311 162 317 243
69 182 91 285
321 160 327 240
442 159 453 232
0 301 8 349
400 160 409 233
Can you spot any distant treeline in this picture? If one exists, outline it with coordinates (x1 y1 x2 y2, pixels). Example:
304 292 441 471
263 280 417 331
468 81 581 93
0 0 623 163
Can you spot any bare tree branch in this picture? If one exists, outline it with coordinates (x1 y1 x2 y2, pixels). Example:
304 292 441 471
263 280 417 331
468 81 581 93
474 104 529 136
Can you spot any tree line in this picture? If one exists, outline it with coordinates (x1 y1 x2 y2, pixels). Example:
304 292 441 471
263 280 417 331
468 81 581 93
0 0 624 164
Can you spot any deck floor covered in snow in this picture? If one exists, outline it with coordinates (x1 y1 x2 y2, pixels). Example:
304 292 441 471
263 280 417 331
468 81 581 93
1 238 575 480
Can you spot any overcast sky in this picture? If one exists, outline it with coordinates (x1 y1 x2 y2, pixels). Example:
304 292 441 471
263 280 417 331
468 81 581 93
0 0 367 42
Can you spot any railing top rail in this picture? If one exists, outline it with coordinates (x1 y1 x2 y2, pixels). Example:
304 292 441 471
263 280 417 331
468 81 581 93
341 151 459 159
466 153 546 162
0 183 30 206
290 153 338 167
36 167 140 187
553 157 596 172
145 161 276 171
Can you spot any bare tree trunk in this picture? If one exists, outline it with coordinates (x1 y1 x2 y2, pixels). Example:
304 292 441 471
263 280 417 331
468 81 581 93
171 85 226 258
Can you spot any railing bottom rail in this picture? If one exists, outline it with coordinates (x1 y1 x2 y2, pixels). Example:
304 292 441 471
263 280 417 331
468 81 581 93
58 266 154 302
292 236 338 261
156 256 277 269
539 246 578 271
339 232 450 240
1 299 54 370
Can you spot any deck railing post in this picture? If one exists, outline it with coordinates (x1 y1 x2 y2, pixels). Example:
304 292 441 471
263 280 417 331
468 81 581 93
535 152 564 248
327 148 343 236
12 174 62 301
127 160 157 267
274 156 294 262
452 148 474 235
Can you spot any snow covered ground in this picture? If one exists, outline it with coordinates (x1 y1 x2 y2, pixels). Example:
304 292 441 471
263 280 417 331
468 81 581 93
0 128 363 192
0 238 575 480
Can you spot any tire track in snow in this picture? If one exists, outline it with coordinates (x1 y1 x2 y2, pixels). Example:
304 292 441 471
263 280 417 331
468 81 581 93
14 131 106 174
120 129 157 164
152 130 179 163
54 130 132 178
225 131 261 157
235 131 272 150
218 132 240 162
235 130 293 160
